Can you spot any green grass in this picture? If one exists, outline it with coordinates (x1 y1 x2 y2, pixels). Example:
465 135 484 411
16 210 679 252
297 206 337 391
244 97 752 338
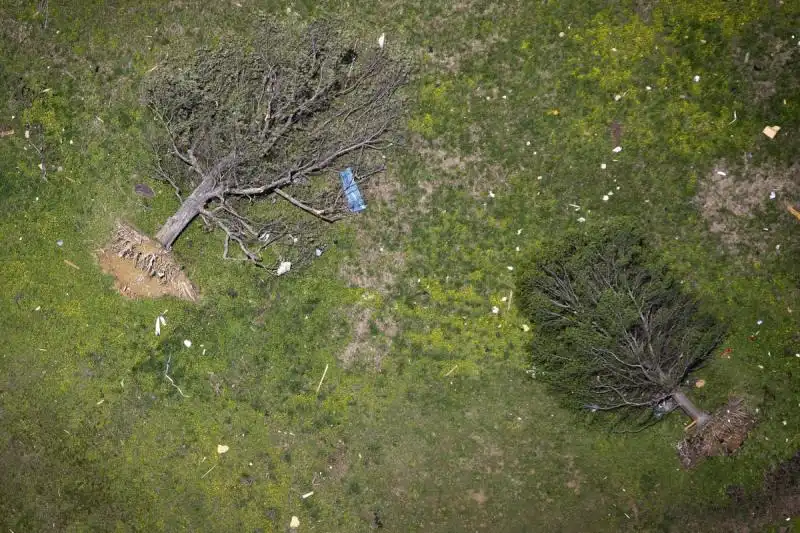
1 0 799 531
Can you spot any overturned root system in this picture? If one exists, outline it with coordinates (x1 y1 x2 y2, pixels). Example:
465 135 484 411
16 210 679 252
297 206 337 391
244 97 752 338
677 397 756 469
99 223 199 301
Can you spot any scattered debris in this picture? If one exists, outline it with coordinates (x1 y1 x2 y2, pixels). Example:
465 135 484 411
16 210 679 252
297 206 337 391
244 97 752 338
612 146 622 153
491 306 500 314
315 364 329 395
155 315 166 336
200 463 217 479
521 324 530 332
134 183 155 198
290 516 300 529
56 239 64 247
217 444 229 454
695 379 706 388
788 203 800 221
443 365 458 377
488 190 495 198
720 347 733 358
183 339 192 348
377 33 385 49
164 354 189 397
340 167 366 212
577 217 586 223
301 491 314 499
277 261 292 276
0 129 14 137
693 75 701 83
763 125 781 139
600 163 607 169
64 259 80 270
602 195 610 202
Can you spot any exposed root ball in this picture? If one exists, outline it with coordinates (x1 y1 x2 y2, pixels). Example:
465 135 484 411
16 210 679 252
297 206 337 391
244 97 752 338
99 223 199 301
677 398 756 469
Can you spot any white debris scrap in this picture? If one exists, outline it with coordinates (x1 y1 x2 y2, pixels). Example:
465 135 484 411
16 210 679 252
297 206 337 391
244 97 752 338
491 306 500 314
290 516 300 528
183 339 192 348
612 146 622 153
217 444 229 454
155 315 166 336
301 491 314 499
763 125 781 139
770 191 776 200
277 261 292 276
378 33 385 49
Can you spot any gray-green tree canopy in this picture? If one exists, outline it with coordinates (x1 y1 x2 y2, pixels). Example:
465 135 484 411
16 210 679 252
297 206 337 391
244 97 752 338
517 229 726 429
142 21 409 271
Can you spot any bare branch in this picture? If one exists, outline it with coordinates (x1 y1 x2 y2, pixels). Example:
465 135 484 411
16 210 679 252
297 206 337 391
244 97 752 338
274 188 339 223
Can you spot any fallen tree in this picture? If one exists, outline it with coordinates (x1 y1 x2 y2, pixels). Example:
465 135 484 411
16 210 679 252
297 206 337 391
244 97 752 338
517 229 726 429
140 21 409 272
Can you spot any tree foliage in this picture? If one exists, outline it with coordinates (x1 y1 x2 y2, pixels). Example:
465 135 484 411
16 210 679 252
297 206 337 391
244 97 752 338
141 20 409 269
517 229 725 426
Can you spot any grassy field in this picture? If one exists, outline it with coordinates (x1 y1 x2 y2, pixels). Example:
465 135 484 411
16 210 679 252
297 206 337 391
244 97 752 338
1 0 799 531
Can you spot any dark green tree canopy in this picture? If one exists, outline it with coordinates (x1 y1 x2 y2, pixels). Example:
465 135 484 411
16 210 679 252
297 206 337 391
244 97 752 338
517 229 725 427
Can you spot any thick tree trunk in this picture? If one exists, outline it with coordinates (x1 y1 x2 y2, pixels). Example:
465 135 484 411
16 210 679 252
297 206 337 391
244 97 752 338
672 390 711 428
155 175 219 248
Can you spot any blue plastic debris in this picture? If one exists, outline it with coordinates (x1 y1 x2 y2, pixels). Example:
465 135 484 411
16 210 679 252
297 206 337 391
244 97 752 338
339 167 366 213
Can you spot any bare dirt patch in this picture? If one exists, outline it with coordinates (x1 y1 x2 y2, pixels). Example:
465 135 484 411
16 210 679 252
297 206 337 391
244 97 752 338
696 162 800 252
677 397 757 469
467 488 488 506
97 222 198 301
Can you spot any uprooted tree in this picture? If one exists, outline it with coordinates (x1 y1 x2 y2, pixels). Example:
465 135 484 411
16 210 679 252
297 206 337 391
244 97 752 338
517 229 726 429
140 21 408 271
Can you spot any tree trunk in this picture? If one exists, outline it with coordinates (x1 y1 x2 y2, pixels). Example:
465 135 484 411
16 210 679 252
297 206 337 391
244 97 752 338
155 175 219 249
671 390 711 428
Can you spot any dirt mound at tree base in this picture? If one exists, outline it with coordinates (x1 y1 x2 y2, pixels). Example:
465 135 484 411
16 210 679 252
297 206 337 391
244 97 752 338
97 223 199 301
677 397 756 469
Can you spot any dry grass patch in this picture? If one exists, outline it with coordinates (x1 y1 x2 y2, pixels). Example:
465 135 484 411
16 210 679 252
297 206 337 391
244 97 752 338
337 306 397 370
696 162 800 252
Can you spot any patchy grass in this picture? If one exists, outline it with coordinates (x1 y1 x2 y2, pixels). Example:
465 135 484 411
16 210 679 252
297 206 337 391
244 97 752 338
1 0 799 532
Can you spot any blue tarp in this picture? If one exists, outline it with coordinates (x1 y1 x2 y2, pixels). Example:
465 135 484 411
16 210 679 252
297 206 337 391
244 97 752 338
339 167 366 213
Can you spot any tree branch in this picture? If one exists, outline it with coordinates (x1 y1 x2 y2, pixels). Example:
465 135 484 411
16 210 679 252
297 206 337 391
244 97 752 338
274 188 340 223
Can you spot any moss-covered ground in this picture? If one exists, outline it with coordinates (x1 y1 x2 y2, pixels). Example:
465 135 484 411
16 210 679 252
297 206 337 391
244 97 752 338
1 1 799 531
